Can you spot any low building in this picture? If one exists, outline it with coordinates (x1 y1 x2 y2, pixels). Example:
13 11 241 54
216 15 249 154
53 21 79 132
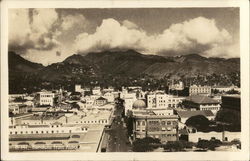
103 92 115 103
189 85 211 96
94 97 107 106
182 95 220 114
188 131 241 142
176 110 215 123
212 85 240 93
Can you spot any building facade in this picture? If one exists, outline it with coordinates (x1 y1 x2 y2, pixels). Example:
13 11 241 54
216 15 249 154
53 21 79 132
133 114 179 142
37 91 55 106
182 95 220 114
189 85 211 96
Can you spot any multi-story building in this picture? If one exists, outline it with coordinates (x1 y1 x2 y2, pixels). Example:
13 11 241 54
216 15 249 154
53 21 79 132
37 91 55 106
123 93 137 115
103 92 115 103
132 101 179 142
169 81 184 90
147 93 184 109
92 87 101 96
182 95 220 114
189 85 211 96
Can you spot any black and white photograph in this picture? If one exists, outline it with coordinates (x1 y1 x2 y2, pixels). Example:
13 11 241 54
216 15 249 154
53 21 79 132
1 0 249 161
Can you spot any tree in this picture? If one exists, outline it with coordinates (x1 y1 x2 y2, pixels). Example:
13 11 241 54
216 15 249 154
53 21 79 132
185 115 211 131
196 139 209 150
196 139 222 151
226 89 239 94
71 102 80 110
13 97 27 102
211 89 220 94
164 141 194 152
132 137 161 152
164 141 184 152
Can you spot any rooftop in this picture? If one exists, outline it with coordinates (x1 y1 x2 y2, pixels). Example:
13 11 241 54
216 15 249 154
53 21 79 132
185 95 218 104
177 110 214 118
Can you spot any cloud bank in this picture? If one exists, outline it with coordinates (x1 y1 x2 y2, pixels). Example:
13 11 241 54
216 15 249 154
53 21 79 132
9 9 60 54
75 17 237 58
8 9 239 65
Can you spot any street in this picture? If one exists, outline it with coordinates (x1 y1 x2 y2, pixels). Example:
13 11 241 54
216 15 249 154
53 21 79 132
104 104 132 152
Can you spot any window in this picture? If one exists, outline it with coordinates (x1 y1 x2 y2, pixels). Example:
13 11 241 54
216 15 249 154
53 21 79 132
167 121 171 125
36 131 38 134
10 132 12 134
161 121 165 125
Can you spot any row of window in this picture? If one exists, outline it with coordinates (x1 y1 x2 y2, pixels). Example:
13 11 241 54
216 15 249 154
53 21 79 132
40 95 53 98
201 107 219 111
137 120 177 126
22 120 108 125
40 99 53 102
9 128 87 135
136 134 176 139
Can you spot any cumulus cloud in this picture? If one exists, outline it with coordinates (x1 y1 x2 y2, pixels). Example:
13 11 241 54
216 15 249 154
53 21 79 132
74 18 147 53
61 14 87 30
74 17 238 58
9 9 60 53
122 20 139 29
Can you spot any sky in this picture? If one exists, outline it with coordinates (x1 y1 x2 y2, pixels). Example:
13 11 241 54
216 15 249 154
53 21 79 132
8 8 239 66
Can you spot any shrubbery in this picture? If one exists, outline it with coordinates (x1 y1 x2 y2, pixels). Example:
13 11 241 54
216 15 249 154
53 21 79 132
132 137 161 152
163 140 195 152
196 139 222 151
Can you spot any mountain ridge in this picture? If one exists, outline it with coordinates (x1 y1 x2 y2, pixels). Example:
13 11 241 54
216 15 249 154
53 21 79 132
9 50 240 80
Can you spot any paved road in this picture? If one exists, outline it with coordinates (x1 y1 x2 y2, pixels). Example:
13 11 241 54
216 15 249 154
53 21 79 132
105 106 132 152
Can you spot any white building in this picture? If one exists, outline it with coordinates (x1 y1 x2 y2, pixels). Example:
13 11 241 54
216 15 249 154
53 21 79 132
92 87 101 96
212 85 240 93
75 84 84 93
147 93 184 109
183 95 221 115
123 93 137 115
188 131 241 143
9 123 88 135
38 91 55 106
189 85 211 96
103 92 115 103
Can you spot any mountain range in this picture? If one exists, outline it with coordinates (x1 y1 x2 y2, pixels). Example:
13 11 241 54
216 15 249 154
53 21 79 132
9 50 240 81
